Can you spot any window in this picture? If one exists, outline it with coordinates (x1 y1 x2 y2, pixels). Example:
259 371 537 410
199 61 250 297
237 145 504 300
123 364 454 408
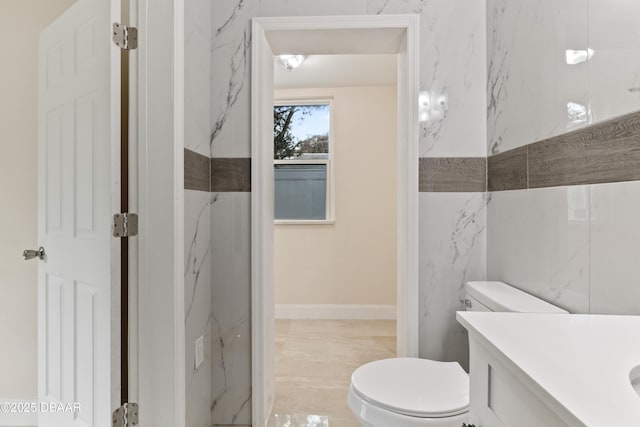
274 100 333 222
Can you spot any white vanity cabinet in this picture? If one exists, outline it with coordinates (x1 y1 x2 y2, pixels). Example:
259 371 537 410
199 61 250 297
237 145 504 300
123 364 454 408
457 312 640 427
467 335 574 427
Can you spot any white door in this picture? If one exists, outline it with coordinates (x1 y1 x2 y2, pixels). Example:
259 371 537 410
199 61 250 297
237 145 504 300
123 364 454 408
37 0 120 426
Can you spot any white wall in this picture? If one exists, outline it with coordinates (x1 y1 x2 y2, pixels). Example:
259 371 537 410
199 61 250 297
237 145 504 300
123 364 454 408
273 86 397 307
0 0 77 400
486 0 640 316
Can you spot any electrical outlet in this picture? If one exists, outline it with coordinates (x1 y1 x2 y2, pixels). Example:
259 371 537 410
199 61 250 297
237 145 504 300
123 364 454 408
195 335 205 370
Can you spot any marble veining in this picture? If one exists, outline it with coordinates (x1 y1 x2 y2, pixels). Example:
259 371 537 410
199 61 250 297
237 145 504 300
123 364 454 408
210 0 258 157
487 187 590 314
210 192 252 425
372 0 486 157
486 0 510 155
185 191 215 427
185 1 214 425
210 310 252 422
419 193 487 369
185 194 218 322
210 28 251 147
215 0 248 38
185 0 212 157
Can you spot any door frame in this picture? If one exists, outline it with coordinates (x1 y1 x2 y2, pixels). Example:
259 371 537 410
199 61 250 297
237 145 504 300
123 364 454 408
135 0 186 425
251 14 420 426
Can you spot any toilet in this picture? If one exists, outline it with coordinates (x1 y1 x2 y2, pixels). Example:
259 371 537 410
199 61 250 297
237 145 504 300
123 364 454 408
348 281 568 427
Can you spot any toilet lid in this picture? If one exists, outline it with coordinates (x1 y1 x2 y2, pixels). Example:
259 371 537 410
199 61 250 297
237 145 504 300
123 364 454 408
351 358 469 418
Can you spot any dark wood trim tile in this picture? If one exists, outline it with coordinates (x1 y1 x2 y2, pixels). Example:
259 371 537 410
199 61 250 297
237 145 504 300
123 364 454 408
211 158 251 192
184 148 210 192
487 146 528 191
528 111 640 188
419 157 487 192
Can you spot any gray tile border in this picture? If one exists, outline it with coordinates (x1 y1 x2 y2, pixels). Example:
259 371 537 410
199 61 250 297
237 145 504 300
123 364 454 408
184 148 210 192
184 150 251 192
191 109 640 195
489 110 640 191
210 158 251 192
488 146 528 191
528 112 640 188
419 157 487 192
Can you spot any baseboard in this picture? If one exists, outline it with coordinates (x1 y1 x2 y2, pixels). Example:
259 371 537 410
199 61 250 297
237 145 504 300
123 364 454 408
0 399 37 426
275 304 397 320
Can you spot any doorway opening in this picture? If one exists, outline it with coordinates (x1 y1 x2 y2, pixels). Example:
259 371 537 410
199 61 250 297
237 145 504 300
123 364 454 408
252 15 419 427
271 54 399 424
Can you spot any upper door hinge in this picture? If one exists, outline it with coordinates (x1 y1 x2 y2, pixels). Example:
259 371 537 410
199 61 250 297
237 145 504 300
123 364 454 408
112 23 138 50
113 213 139 238
112 402 139 427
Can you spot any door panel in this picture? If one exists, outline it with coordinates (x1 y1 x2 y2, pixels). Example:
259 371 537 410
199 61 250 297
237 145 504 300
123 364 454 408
44 274 64 401
38 0 119 425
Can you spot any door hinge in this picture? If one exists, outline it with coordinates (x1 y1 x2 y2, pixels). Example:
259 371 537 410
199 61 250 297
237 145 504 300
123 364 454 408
112 23 138 50
113 213 139 238
112 402 139 427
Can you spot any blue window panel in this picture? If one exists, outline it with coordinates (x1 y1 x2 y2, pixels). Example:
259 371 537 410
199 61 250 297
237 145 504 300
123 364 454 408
274 164 327 220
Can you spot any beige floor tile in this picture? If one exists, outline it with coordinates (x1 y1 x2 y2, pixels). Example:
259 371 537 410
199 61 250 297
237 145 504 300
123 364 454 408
268 319 397 427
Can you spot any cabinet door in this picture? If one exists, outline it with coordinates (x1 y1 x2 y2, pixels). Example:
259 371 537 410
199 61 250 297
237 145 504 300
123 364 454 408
468 338 570 427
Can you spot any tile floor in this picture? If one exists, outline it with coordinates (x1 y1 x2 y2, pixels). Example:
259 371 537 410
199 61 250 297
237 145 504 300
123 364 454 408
267 319 397 427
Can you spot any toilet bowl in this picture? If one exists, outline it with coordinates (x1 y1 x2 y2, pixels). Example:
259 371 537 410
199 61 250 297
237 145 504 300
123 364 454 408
348 281 568 427
348 358 469 427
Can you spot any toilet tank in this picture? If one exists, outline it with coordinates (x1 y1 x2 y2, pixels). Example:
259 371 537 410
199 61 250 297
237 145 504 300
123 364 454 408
464 281 568 313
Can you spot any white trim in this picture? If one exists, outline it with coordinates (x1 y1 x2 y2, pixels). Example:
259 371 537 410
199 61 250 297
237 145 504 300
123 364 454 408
173 0 186 425
252 15 420 427
127 0 140 404
274 159 329 164
251 19 274 427
274 98 334 106
136 0 184 425
275 304 397 320
274 219 335 225
0 400 37 426
110 0 123 412
396 13 420 358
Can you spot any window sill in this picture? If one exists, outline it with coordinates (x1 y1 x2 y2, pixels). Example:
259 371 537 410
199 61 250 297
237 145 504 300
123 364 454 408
274 219 335 226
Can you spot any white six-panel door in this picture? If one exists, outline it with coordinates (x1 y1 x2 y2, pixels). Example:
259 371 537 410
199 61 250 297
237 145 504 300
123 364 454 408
37 0 119 426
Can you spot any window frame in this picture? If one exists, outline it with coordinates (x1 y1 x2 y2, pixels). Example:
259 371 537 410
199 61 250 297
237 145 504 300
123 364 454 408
273 98 335 225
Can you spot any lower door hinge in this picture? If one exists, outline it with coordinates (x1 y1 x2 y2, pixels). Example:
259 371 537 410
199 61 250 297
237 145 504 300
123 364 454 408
113 213 138 238
112 23 138 50
112 402 139 427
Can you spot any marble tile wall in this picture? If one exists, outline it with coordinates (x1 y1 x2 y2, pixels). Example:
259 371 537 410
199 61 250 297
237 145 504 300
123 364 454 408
486 0 640 317
185 190 215 427
487 187 590 313
185 0 212 426
209 0 487 424
210 192 252 425
487 0 640 155
419 193 487 370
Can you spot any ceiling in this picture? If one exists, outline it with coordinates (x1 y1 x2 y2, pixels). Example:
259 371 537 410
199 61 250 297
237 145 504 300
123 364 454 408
274 54 397 89
265 28 406 55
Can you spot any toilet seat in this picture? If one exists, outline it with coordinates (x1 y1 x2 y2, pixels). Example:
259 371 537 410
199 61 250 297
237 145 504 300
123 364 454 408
350 358 469 418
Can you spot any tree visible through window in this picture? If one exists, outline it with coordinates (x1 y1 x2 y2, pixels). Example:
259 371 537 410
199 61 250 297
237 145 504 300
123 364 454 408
273 102 332 221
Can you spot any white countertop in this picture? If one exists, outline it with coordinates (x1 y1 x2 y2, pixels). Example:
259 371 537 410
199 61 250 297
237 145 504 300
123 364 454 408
457 312 640 427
